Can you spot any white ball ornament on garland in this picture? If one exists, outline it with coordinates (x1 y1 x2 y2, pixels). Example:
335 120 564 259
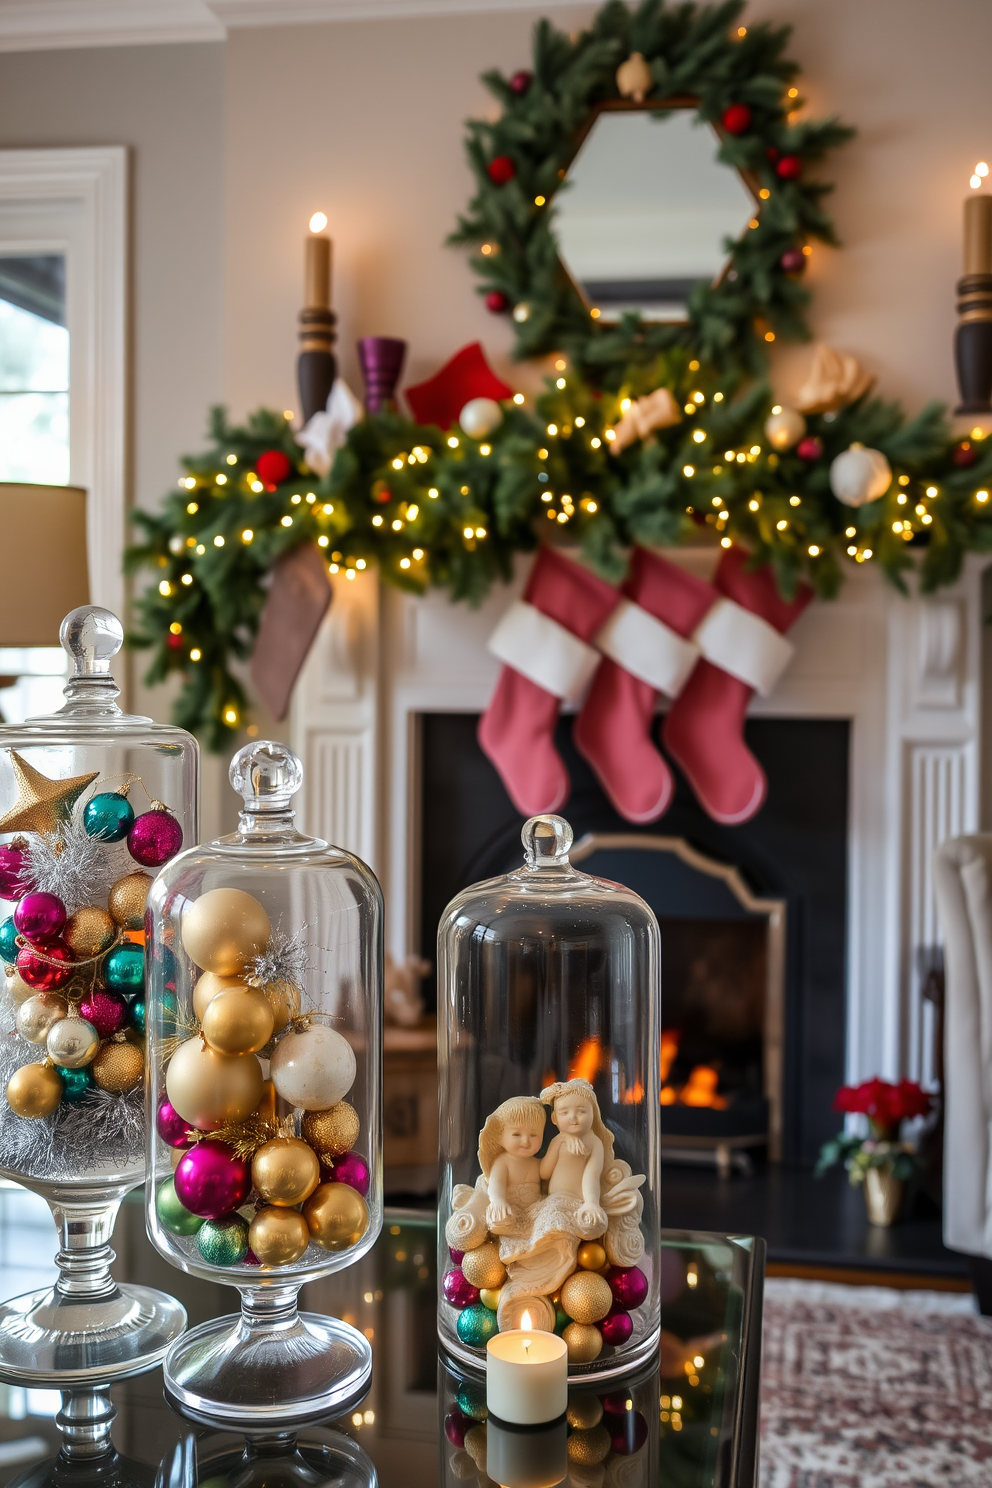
763 404 807 452
459 398 503 440
829 443 892 507
269 1022 356 1111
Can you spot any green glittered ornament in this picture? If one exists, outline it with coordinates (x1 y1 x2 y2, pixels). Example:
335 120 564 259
156 1178 204 1237
0 916 19 964
83 791 135 842
456 1383 488 1421
56 1064 93 1103
456 1303 499 1348
196 1213 249 1267
555 1308 570 1335
105 942 144 996
130 999 145 1034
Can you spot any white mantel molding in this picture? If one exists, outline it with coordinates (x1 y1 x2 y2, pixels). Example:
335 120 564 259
290 550 990 1090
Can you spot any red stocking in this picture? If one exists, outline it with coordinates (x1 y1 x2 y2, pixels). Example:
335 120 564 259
573 549 713 823
479 549 618 815
662 547 812 825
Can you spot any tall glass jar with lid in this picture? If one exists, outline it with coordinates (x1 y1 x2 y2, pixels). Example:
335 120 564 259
437 814 660 1380
145 740 383 1428
0 605 197 1386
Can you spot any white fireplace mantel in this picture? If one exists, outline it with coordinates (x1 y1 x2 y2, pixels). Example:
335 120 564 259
290 550 990 1088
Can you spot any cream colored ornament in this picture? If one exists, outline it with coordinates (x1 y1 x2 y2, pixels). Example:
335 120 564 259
562 1322 603 1364
46 1015 99 1069
181 887 270 975
461 1240 507 1290
561 1269 612 1324
459 398 503 439
269 1023 356 1111
795 343 875 414
193 971 247 1023
616 51 653 102
4 969 36 1005
165 1036 264 1130
611 386 682 452
829 443 892 507
16 993 68 1045
201 986 274 1056
763 405 806 452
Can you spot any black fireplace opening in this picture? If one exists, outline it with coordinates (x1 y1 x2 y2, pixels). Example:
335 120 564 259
419 712 849 1167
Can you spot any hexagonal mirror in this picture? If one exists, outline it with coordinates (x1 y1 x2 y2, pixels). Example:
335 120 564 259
554 108 756 322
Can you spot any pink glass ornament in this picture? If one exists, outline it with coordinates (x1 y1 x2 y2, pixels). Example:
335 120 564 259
156 1099 196 1148
444 1411 468 1448
0 843 33 901
442 1269 480 1309
326 1150 370 1197
608 1265 648 1310
174 1139 250 1219
601 1392 634 1416
128 809 183 868
600 1304 633 1346
609 1409 648 1456
449 1247 464 1264
13 891 65 944
78 989 128 1038
244 1249 261 1266
16 940 73 990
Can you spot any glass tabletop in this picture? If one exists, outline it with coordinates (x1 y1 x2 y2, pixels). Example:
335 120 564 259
0 1194 763 1488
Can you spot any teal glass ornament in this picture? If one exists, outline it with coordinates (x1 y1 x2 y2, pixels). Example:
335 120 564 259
456 1303 499 1348
456 1382 488 1421
130 999 145 1034
0 917 19 964
156 1178 204 1237
106 942 144 995
83 791 135 842
56 1065 92 1103
196 1214 249 1267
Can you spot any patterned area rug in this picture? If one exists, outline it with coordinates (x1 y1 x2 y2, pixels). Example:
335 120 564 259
760 1278 992 1487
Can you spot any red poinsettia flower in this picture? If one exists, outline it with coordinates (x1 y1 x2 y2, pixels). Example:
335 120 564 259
833 1076 933 1135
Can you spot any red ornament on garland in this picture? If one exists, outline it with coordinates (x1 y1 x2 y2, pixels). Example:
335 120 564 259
509 70 532 95
776 155 803 181
255 449 292 490
166 633 184 651
488 155 516 186
953 440 978 468
721 103 752 135
485 290 510 314
779 248 806 274
796 436 823 462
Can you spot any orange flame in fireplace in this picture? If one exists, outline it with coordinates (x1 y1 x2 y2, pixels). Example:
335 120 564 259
660 1029 728 1110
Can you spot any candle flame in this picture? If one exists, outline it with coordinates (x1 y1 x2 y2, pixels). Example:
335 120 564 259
520 1309 533 1332
309 212 328 233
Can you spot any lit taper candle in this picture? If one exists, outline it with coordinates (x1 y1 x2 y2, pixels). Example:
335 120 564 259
297 212 336 424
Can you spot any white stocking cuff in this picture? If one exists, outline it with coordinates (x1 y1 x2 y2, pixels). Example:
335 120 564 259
594 599 700 698
488 600 602 700
692 597 795 695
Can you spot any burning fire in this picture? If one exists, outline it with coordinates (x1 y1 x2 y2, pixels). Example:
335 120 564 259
563 1030 728 1109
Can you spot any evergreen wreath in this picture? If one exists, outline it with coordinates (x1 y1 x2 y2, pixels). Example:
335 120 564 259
127 0 992 746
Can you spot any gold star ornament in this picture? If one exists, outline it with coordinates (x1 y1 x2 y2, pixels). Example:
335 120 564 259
0 751 99 835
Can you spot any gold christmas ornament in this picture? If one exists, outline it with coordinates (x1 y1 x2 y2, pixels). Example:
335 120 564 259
5 969 36 1004
15 992 68 1045
763 405 807 452
262 978 301 1033
567 1395 604 1430
252 1136 320 1206
576 1241 608 1272
478 1287 502 1311
64 906 116 958
461 1241 506 1290
181 887 270 976
192 971 247 1023
201 986 275 1056
561 1270 612 1325
92 1039 144 1093
0 751 99 836
562 1322 603 1364
795 342 875 415
108 872 153 930
248 1205 311 1267
301 1100 360 1159
165 1036 264 1130
567 1426 611 1466
6 1061 62 1117
269 1023 356 1111
46 1015 99 1069
615 50 653 102
302 1182 369 1251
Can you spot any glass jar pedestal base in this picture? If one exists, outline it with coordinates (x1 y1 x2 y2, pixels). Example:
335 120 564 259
0 1197 186 1386
163 1285 373 1431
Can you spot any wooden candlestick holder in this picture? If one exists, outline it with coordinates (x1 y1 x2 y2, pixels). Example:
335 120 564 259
297 306 337 425
955 195 992 415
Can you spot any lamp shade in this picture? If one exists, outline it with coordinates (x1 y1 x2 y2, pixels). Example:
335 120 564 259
0 484 89 645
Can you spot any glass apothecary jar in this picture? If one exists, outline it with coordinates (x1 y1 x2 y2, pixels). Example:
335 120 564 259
145 740 383 1428
437 815 660 1381
0 605 197 1386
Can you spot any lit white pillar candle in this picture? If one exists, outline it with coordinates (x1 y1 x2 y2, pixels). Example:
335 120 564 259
486 1317 568 1425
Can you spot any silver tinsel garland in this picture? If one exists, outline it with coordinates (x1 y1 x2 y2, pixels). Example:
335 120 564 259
23 822 131 916
245 925 309 991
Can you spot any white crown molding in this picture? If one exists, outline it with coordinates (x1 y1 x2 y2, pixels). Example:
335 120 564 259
0 0 222 53
209 0 582 25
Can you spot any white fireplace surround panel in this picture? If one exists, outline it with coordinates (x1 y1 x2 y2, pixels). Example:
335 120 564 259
290 550 988 1088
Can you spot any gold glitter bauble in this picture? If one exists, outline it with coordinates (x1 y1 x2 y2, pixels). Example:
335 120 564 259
15 993 68 1045
165 1037 263 1130
463 1426 487 1470
5 970 35 1005
202 987 274 1056
562 1322 603 1364
181 888 270 976
461 1241 506 1290
561 1271 612 1325
252 1136 320 1207
46 1016 99 1069
248 1205 310 1267
479 1287 502 1311
0 751 99 836
301 1101 360 1159
303 1182 369 1251
577 1241 608 1272
567 1395 604 1430
64 906 116 958
192 972 247 1023
92 1040 144 1093
108 872 153 931
263 978 301 1033
567 1426 611 1466
6 1062 62 1117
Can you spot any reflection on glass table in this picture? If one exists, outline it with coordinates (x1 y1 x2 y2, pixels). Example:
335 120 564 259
0 1202 763 1488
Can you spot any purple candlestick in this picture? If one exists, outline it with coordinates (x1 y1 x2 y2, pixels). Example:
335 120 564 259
357 337 407 414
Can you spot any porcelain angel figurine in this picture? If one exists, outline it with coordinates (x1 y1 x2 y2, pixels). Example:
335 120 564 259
479 1096 547 1230
539 1078 609 1233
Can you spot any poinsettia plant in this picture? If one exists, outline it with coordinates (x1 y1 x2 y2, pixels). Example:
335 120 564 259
815 1077 934 1187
